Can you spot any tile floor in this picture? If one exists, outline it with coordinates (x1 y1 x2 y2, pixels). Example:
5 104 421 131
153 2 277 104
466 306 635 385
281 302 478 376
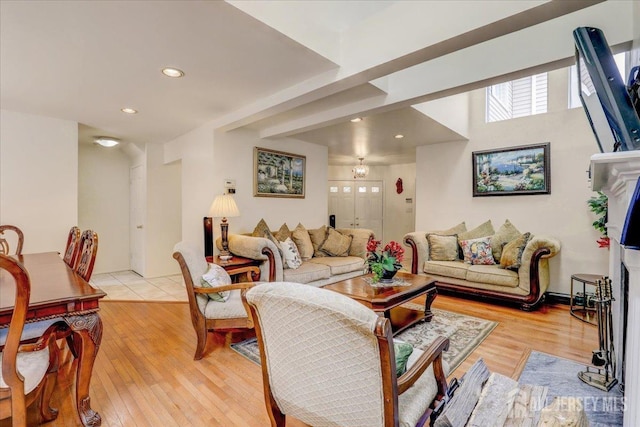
90 270 187 302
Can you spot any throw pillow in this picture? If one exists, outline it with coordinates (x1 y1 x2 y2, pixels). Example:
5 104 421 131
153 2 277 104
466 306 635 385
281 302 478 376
308 225 328 257
275 223 291 242
319 227 352 257
280 237 302 269
500 232 532 271
460 236 496 265
263 229 283 258
291 223 314 261
426 234 459 261
436 221 467 236
252 218 271 237
393 341 414 377
491 219 521 263
200 264 232 302
457 220 495 241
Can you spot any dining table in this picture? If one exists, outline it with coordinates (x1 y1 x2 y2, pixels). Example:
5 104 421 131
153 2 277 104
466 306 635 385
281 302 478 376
0 252 106 427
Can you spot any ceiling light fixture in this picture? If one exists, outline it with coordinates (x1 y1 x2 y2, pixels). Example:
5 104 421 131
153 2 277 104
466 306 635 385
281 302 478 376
94 137 120 147
395 134 404 139
121 107 138 114
352 157 369 179
350 117 363 123
162 67 185 78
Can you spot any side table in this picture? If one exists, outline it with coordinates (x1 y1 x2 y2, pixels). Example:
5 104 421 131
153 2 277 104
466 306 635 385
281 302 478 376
206 255 261 282
570 273 602 325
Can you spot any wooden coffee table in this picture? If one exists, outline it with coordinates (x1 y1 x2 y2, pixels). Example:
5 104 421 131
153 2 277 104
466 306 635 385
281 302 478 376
324 271 437 335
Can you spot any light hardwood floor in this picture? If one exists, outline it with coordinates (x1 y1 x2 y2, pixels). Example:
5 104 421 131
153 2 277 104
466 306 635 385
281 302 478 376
6 295 598 426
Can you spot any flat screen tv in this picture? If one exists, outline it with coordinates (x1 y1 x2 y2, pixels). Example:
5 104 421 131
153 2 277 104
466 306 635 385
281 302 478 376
573 27 640 153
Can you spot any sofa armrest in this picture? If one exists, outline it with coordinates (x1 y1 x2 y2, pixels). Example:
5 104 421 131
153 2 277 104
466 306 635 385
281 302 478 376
403 232 429 274
518 235 561 300
217 234 284 282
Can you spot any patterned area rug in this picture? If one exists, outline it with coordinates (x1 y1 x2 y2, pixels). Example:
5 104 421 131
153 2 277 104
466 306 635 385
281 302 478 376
231 303 497 372
518 351 624 426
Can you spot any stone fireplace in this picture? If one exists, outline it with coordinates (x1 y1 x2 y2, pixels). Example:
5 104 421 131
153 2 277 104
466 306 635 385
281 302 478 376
591 151 640 426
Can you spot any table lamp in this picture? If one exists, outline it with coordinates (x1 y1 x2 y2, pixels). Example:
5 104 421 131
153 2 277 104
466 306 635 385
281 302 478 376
210 194 240 259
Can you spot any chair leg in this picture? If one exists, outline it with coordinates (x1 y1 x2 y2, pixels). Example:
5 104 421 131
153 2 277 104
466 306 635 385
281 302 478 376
40 343 60 422
193 327 208 361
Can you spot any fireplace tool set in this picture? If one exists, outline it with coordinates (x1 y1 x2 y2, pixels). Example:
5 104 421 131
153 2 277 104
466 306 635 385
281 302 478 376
578 276 618 391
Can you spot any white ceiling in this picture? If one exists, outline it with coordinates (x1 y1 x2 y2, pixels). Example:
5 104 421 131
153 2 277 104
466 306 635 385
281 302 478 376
0 1 632 165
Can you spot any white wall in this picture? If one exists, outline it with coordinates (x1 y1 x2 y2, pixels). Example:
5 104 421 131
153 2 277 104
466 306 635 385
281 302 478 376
78 143 130 273
213 128 328 240
415 68 609 295
144 144 181 277
328 163 416 244
0 110 78 253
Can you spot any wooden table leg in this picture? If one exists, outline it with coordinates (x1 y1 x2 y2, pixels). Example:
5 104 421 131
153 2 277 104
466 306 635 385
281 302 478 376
65 313 103 427
424 288 438 322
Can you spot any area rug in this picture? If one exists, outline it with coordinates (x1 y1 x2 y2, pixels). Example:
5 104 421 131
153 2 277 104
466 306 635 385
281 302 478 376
518 351 624 426
231 304 497 372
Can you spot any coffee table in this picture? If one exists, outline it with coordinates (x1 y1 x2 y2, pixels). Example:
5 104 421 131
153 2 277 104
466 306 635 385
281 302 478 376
323 271 437 335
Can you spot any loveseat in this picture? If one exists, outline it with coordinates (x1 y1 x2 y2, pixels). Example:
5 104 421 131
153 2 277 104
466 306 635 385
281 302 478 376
403 220 560 310
219 222 374 287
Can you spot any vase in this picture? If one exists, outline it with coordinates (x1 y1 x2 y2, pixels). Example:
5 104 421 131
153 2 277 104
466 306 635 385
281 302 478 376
379 268 398 283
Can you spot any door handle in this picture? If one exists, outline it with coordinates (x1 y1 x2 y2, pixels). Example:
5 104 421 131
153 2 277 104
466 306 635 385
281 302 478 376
136 225 143 229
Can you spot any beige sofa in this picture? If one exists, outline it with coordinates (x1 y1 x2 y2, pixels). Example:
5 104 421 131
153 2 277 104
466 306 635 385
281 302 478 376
220 227 374 287
403 221 560 310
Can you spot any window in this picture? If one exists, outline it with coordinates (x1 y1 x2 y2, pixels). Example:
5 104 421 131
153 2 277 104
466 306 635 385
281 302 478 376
569 52 627 109
358 187 367 193
486 73 548 122
329 186 338 193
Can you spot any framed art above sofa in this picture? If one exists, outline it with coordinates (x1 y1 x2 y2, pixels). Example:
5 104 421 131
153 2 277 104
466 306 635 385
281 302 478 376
472 142 550 197
254 147 305 198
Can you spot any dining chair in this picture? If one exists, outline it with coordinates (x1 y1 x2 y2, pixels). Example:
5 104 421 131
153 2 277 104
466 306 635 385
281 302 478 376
75 230 98 282
0 254 59 426
63 226 82 268
243 282 450 427
0 226 24 256
172 242 260 360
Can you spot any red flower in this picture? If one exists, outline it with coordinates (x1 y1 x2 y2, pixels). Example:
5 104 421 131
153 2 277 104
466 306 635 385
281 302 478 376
366 238 381 253
597 236 610 249
384 241 405 263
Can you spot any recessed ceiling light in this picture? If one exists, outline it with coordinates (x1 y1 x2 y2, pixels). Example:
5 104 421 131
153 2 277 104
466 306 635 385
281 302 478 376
94 137 120 147
162 67 185 78
350 117 363 123
121 107 138 114
395 134 404 139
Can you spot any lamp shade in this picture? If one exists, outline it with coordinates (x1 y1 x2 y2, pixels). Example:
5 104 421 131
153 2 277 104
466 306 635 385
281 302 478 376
210 194 240 218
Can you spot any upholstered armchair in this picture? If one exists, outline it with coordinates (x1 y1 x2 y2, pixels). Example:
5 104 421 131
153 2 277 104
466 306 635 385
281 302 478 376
244 282 450 427
172 242 260 360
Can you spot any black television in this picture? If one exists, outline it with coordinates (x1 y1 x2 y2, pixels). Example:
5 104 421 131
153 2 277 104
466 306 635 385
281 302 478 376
573 27 640 153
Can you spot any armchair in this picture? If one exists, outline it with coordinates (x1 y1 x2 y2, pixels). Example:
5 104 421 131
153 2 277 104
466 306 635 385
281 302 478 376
172 243 260 360
244 282 450 427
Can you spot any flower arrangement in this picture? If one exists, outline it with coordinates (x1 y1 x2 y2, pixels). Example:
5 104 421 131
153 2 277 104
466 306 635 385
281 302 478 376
366 238 404 282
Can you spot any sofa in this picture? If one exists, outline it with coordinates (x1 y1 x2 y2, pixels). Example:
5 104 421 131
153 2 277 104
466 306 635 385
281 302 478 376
403 220 560 310
218 222 375 287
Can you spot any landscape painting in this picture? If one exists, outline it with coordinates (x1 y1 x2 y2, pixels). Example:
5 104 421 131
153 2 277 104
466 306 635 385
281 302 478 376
472 143 550 197
254 147 305 198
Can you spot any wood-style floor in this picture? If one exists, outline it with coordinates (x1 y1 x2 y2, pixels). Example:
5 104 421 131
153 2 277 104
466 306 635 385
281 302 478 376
6 294 598 427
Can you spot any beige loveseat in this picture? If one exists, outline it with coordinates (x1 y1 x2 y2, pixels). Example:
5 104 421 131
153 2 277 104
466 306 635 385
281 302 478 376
219 225 374 287
403 220 560 310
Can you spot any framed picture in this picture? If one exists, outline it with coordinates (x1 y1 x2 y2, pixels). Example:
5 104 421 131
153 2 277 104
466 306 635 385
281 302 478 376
472 143 550 197
254 147 306 198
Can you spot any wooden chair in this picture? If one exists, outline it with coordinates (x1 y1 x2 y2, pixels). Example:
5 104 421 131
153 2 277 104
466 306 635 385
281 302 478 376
0 226 24 256
74 230 98 282
62 226 82 268
0 254 59 426
243 282 450 427
172 242 260 360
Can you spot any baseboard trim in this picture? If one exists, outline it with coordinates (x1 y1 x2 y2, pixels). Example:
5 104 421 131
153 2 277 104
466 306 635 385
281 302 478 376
545 292 571 305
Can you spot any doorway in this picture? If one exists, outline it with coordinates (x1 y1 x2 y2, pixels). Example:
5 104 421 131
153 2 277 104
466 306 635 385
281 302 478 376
129 164 145 275
328 180 383 240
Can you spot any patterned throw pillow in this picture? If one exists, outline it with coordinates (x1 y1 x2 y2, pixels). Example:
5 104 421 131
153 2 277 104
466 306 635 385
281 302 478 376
426 234 459 261
251 218 271 237
319 227 352 257
460 236 496 265
500 232 532 271
280 237 302 269
200 264 232 302
393 341 414 377
491 219 521 263
275 223 291 241
308 225 328 257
